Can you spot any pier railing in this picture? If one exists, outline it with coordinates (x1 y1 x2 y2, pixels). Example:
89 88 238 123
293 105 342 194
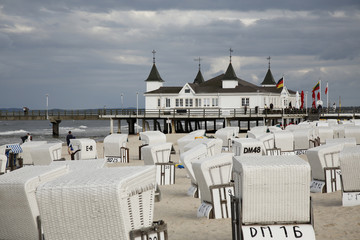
0 107 359 120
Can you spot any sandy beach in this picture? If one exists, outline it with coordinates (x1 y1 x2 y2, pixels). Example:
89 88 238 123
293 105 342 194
60 133 360 240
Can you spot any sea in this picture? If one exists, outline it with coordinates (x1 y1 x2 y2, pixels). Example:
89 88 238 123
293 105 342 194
0 119 263 146
0 120 126 146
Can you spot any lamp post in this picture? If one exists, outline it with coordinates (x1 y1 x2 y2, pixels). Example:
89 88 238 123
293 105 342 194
121 93 124 114
46 94 49 120
136 92 139 134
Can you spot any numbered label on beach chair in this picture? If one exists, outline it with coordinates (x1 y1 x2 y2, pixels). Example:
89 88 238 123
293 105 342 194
342 192 360 207
325 167 341 193
197 202 213 218
281 151 295 156
294 150 307 155
242 224 315 240
310 180 325 193
106 156 122 163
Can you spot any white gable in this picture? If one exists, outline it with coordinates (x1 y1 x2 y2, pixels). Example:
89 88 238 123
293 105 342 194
179 83 195 95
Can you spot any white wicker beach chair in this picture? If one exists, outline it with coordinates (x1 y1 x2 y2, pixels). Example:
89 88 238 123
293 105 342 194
306 143 344 182
183 138 223 156
139 131 166 145
0 165 69 240
177 130 206 154
215 127 239 148
339 146 360 192
70 138 97 160
273 130 294 152
180 144 208 185
30 142 62 165
192 153 233 205
316 127 334 144
36 166 157 240
142 142 172 165
233 155 311 225
293 128 316 150
193 153 233 219
232 138 264 156
332 125 345 138
103 133 128 157
20 141 48 165
256 133 275 151
344 126 360 144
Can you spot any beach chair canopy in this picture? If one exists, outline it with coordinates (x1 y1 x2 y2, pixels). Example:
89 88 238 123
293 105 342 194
36 166 156 240
103 133 128 157
139 131 166 145
0 165 68 240
30 143 62 165
233 155 311 225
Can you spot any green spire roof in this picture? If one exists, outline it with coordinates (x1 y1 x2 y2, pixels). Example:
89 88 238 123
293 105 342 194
261 68 276 85
193 69 205 84
222 62 237 80
145 63 164 82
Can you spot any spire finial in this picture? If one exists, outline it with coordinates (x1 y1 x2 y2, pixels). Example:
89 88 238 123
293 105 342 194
267 56 271 69
152 49 156 64
229 48 233 63
194 57 202 70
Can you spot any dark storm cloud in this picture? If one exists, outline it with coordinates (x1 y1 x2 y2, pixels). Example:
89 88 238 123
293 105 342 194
0 1 359 108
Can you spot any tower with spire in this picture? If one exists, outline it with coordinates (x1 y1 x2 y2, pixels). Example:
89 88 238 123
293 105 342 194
145 50 164 92
222 48 239 88
193 57 205 84
261 56 276 87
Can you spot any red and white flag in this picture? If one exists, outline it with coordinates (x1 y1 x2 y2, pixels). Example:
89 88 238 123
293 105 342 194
325 82 328 95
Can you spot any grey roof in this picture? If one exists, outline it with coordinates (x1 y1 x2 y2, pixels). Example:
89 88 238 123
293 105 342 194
145 64 164 82
261 69 276 85
193 69 205 84
222 63 237 80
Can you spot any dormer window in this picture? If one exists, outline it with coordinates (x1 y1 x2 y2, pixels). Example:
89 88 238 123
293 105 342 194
185 89 190 93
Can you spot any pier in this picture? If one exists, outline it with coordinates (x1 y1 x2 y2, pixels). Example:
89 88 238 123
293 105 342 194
0 108 359 136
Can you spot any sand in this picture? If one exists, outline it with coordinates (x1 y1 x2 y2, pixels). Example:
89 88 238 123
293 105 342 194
61 134 360 240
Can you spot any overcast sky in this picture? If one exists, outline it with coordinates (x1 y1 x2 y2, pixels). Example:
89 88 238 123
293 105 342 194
1 0 359 109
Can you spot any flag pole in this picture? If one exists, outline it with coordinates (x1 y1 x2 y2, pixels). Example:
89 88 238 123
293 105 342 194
319 79 321 105
326 81 329 113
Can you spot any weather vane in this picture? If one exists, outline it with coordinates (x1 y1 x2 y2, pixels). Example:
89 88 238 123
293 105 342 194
194 57 202 70
267 56 271 69
229 48 234 63
152 49 156 64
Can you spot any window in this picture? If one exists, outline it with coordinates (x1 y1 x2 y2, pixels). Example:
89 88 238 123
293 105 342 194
204 98 210 107
189 99 193 107
212 98 218 107
176 99 179 107
185 89 190 93
195 98 201 107
185 99 189 107
180 99 183 107
242 98 249 106
157 98 161 107
198 99 201 107
166 98 170 108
